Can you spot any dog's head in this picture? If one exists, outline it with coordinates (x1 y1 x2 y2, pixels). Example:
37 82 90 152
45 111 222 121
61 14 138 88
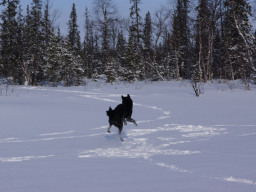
106 107 113 117
122 94 133 105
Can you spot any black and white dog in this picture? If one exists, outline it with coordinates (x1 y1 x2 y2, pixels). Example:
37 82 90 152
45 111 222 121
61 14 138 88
106 94 137 141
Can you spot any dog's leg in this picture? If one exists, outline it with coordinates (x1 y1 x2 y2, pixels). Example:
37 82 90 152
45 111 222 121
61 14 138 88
118 124 124 142
107 124 112 133
123 118 127 125
119 131 124 142
126 117 137 126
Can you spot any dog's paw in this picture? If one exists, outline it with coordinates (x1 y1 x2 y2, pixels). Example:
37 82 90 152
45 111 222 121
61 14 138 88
107 129 111 133
120 137 124 142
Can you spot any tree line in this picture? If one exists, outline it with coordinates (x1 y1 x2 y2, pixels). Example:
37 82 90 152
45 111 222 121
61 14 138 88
0 0 256 88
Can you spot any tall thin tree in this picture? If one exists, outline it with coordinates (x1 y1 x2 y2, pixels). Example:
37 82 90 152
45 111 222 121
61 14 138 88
171 0 191 80
67 3 81 56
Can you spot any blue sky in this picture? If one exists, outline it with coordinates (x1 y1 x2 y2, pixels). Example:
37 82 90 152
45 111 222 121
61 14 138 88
18 0 256 38
19 0 172 37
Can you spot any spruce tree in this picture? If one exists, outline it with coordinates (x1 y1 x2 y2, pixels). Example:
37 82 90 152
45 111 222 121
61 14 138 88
129 0 143 80
16 5 25 84
29 0 44 85
116 31 126 66
60 40 84 86
143 11 152 79
212 29 225 80
125 31 136 82
105 59 117 83
143 11 152 55
43 0 51 48
0 0 20 83
171 10 181 80
83 7 94 78
67 3 81 56
116 31 126 80
44 30 62 86
171 0 191 80
130 0 142 47
162 31 172 80
195 0 210 82
253 31 256 82
21 5 33 85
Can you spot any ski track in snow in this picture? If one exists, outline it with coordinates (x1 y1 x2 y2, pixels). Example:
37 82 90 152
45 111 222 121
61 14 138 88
40 131 75 136
3 87 256 187
224 177 256 185
0 155 54 163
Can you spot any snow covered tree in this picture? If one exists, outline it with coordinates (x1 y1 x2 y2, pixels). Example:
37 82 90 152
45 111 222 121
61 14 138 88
92 68 99 81
116 31 126 79
16 5 25 84
60 40 84 86
20 5 33 85
67 3 81 56
195 0 210 82
194 0 223 82
170 0 191 80
28 0 44 85
205 0 223 81
162 31 173 80
125 31 136 82
42 0 52 48
0 0 6 5
223 0 255 88
43 30 62 86
0 0 20 83
105 59 117 83
253 31 256 82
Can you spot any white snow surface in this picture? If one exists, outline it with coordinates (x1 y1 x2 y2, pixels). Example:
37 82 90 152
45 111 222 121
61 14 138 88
0 81 256 192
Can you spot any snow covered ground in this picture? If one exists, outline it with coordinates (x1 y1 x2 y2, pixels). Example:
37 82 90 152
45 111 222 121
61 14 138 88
0 80 256 192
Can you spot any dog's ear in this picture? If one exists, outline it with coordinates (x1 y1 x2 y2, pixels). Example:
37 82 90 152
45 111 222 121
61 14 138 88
121 95 124 99
127 94 130 98
106 107 112 116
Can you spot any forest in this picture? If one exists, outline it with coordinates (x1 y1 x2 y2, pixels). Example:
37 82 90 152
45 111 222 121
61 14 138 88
0 0 256 88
